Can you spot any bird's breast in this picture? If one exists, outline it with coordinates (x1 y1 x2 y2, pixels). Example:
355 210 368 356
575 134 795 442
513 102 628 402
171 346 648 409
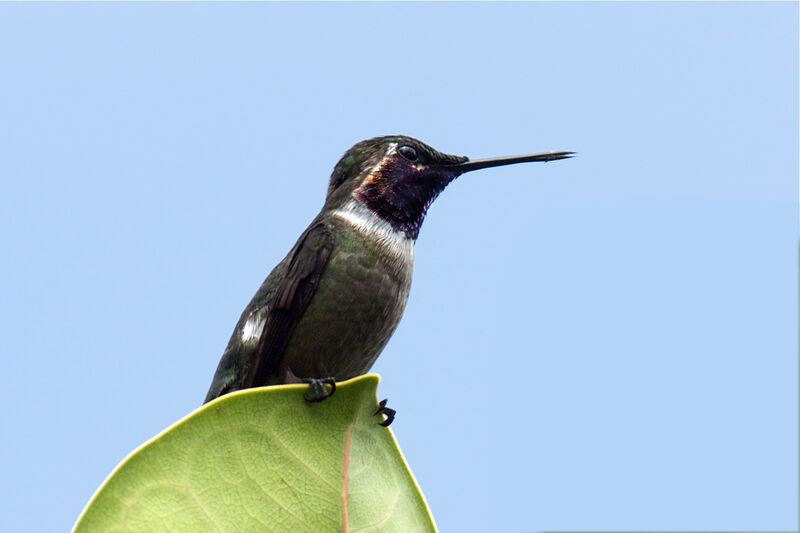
331 198 414 279
279 200 415 380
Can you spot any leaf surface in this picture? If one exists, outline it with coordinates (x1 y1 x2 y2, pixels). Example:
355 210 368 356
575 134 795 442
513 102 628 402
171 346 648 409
74 375 435 533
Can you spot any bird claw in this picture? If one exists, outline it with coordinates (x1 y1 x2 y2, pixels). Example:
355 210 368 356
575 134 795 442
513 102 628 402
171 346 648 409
374 398 396 427
303 377 336 402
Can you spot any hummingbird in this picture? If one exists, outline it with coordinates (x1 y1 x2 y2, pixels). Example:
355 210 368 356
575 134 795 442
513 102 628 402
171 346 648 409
204 136 573 424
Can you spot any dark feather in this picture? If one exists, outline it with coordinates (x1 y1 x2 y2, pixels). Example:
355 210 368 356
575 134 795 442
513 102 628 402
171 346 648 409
241 222 334 389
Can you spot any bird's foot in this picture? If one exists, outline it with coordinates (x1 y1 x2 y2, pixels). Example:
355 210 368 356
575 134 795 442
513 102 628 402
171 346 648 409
303 377 336 402
374 398 396 427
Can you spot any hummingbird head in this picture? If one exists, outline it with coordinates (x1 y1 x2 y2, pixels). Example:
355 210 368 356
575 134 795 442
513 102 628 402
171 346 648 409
325 135 574 239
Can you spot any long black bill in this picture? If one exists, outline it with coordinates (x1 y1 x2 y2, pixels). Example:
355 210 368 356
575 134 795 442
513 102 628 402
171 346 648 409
454 151 575 173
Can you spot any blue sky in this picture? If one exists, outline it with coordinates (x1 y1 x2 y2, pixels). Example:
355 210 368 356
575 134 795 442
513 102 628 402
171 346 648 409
0 3 797 532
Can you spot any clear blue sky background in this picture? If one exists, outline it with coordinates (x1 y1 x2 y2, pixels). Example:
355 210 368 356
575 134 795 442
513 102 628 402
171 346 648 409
0 3 796 532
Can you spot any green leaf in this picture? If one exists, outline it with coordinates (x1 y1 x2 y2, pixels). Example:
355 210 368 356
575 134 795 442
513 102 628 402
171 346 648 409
74 374 436 532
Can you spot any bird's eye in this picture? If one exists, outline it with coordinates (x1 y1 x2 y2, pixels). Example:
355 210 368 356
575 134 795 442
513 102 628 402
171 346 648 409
398 145 418 162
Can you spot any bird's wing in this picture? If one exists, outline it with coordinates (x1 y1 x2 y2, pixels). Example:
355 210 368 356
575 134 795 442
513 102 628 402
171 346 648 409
242 221 334 389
